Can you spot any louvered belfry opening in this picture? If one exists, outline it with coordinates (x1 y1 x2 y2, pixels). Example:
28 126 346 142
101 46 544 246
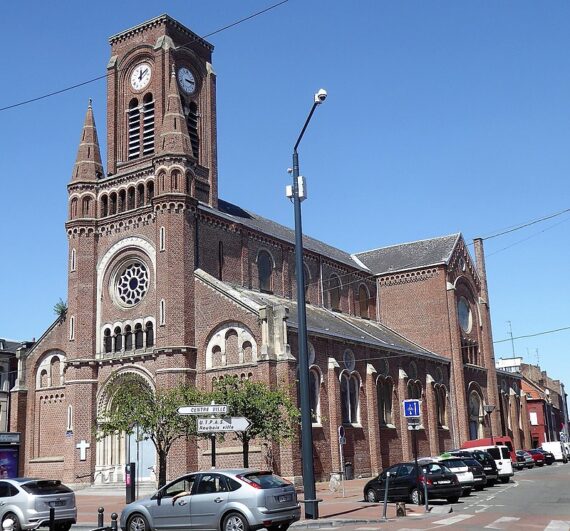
128 99 140 160
142 93 155 156
187 101 199 159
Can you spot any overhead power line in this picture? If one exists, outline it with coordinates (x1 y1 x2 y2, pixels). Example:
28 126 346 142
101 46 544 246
493 325 570 344
0 0 289 113
482 207 570 241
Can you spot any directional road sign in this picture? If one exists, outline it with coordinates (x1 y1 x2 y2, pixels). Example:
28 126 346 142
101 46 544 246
178 404 229 415
197 417 251 433
403 399 421 418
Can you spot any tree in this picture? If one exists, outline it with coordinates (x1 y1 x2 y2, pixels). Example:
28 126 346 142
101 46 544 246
97 373 209 488
212 375 299 468
53 298 67 319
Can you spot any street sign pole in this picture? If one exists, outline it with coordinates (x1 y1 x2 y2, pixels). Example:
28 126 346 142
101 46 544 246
338 426 346 498
211 433 216 468
413 426 419 504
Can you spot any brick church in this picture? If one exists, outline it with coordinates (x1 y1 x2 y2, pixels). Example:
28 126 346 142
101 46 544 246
10 14 529 486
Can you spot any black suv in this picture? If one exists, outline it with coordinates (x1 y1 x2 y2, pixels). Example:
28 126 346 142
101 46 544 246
450 449 498 486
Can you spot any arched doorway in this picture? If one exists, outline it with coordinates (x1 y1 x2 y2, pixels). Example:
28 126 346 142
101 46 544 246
95 370 157 486
468 391 484 440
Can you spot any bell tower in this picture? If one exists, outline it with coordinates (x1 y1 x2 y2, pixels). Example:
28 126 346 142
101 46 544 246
106 14 218 206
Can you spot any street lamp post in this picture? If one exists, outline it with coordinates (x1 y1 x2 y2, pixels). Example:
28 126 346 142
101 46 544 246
289 88 327 520
484 404 496 444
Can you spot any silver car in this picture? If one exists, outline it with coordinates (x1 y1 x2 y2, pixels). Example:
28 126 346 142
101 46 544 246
0 478 76 531
119 468 301 531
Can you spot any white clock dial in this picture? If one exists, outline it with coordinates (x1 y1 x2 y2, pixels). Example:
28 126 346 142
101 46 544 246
177 67 196 94
130 63 152 91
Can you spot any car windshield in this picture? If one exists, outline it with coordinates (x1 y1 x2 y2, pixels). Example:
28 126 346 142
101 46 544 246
241 472 290 489
21 480 72 495
424 463 451 475
441 459 465 468
463 458 479 467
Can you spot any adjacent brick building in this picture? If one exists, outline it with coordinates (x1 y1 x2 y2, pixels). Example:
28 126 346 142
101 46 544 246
10 14 529 486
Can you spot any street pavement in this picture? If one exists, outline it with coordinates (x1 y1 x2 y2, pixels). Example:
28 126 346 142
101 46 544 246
70 462 570 530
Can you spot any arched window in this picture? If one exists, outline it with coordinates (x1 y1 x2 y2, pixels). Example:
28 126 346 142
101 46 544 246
171 170 180 191
124 325 132 350
469 391 483 440
377 378 393 425
100 195 108 217
436 386 447 427
147 180 154 203
407 380 422 400
114 326 122 352
341 372 360 424
145 322 154 348
257 251 273 293
127 187 135 210
134 323 144 349
187 101 199 159
309 367 321 423
328 274 341 311
103 328 112 353
142 93 155 156
70 198 78 219
81 196 91 217
359 284 369 318
118 189 126 213
136 184 145 207
128 98 140 160
109 192 117 215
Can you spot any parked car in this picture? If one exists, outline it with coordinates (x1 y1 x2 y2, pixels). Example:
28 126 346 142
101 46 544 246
526 449 545 467
0 478 76 531
541 442 569 463
465 445 514 483
434 458 475 496
363 462 462 505
461 457 487 490
515 450 534 469
119 469 300 531
449 450 498 486
534 448 555 465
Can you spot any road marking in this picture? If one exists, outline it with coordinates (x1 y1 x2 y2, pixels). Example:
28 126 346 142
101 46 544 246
484 516 520 529
544 521 570 531
432 514 474 526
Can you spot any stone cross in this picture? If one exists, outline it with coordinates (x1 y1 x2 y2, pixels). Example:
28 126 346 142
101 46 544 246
76 439 90 461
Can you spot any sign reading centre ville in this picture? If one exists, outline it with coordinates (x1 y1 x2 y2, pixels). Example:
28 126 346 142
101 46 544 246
178 405 229 415
197 417 252 433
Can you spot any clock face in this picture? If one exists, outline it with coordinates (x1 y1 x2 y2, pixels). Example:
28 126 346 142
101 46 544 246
131 63 152 91
177 67 196 94
457 297 472 333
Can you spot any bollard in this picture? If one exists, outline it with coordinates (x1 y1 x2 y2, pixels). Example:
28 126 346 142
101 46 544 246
382 471 390 520
98 507 105 528
423 471 429 513
396 502 406 517
49 507 55 531
2 518 14 531
110 512 118 530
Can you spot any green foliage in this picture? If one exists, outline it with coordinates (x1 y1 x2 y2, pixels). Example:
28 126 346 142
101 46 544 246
53 298 67 319
212 375 299 444
97 373 211 486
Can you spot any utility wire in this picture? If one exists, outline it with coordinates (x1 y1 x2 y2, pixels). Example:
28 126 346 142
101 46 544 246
493 325 570 344
0 0 289 113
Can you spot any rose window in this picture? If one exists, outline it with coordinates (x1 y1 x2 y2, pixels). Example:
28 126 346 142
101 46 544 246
116 262 149 305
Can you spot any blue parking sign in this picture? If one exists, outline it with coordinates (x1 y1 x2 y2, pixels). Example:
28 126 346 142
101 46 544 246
403 399 421 418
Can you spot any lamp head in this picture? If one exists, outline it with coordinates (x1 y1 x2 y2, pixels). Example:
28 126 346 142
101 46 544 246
314 88 327 104
483 404 496 414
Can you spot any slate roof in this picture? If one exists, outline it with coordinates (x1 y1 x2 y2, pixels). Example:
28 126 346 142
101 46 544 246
0 339 25 354
200 199 368 271
195 270 447 362
354 234 461 275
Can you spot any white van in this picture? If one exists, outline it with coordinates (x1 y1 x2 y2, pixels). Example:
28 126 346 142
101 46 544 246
541 441 569 462
467 445 514 483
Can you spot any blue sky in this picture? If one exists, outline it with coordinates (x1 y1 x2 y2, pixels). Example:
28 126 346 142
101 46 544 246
1 1 569 391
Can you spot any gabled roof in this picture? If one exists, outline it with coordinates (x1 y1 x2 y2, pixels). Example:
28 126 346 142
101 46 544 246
200 199 369 271
354 233 461 275
0 339 25 354
196 269 447 363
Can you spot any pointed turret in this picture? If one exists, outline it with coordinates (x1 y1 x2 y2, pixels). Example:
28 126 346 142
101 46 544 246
71 100 103 182
158 65 193 157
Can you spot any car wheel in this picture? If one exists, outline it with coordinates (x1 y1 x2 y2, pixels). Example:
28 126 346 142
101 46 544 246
446 496 459 503
223 511 250 531
462 488 471 497
127 513 151 531
410 488 422 505
500 477 510 484
365 488 379 502
3 513 21 531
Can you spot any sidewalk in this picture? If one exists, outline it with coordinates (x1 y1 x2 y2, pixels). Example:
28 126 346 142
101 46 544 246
72 478 431 529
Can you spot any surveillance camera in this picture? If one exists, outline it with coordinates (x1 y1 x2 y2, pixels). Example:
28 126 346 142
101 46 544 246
314 88 327 104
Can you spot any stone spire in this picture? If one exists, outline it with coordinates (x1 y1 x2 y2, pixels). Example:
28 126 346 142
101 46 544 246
158 65 193 157
71 99 103 183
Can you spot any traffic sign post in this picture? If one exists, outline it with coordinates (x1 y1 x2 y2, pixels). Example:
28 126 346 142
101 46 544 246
402 400 422 504
338 426 346 497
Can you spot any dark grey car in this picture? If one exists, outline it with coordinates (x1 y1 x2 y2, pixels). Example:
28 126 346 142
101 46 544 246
119 469 300 531
0 478 76 531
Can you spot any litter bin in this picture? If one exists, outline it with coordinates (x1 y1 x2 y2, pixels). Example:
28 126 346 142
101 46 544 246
344 462 353 480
